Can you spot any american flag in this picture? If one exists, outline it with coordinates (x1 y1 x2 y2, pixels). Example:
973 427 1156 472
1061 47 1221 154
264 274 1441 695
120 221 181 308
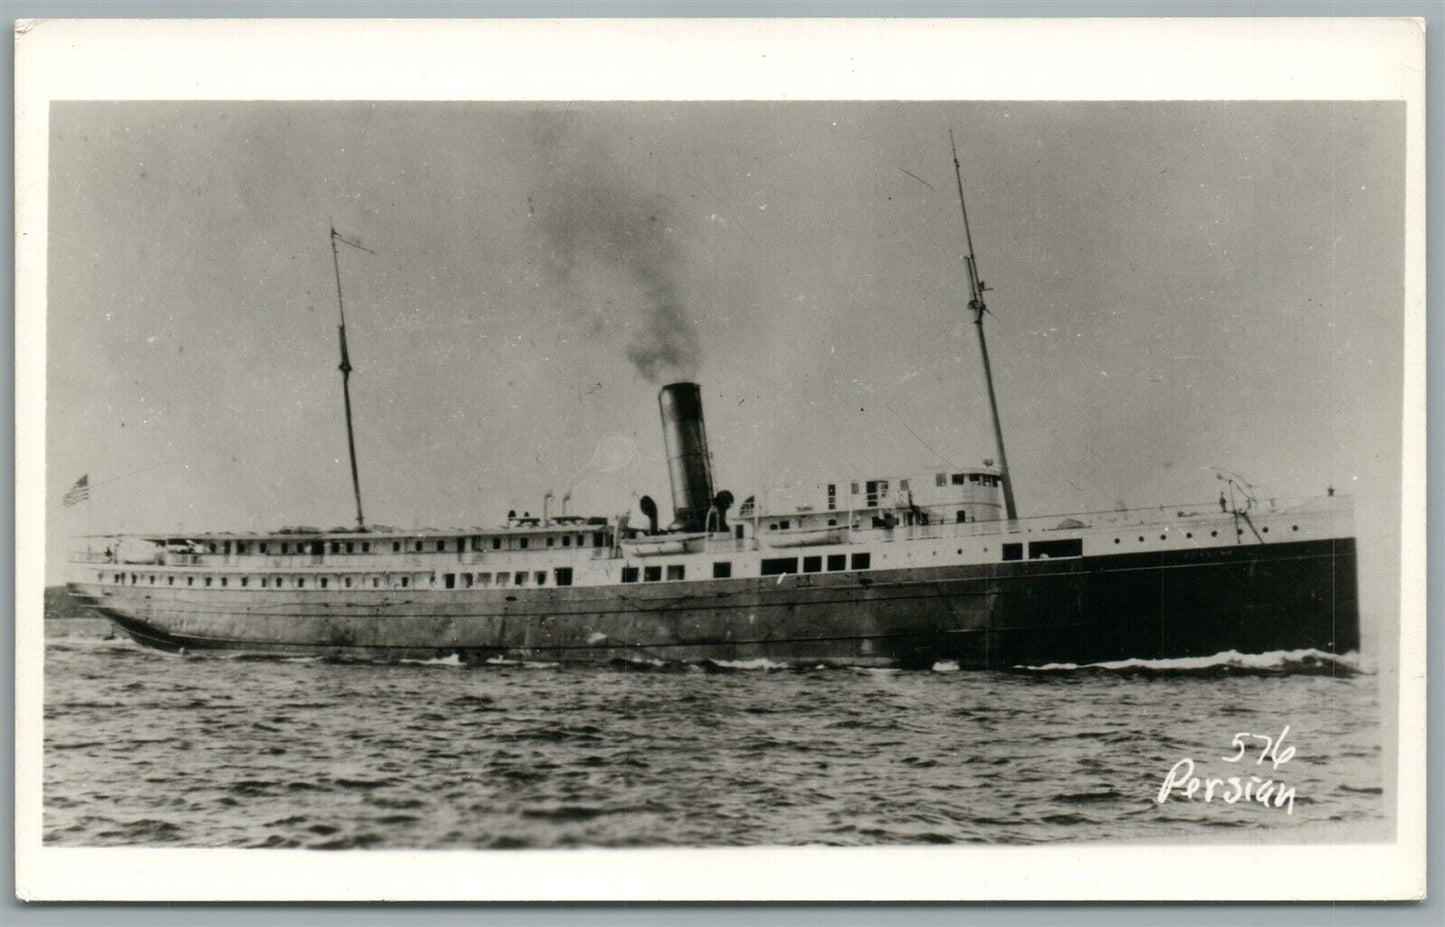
63 474 89 507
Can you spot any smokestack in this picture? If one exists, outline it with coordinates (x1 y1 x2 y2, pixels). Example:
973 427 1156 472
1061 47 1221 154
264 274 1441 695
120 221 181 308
658 382 714 533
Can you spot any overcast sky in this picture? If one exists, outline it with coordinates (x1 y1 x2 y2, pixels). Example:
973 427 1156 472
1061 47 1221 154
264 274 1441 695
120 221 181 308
47 100 1404 610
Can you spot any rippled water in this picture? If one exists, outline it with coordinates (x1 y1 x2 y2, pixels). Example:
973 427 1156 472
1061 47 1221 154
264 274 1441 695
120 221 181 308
44 622 1389 848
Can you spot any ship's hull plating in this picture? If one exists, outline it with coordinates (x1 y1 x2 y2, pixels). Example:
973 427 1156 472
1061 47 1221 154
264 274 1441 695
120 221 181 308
69 538 1358 669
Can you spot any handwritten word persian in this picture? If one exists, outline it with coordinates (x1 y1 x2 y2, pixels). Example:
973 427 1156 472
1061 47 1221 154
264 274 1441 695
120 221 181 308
1156 726 1298 815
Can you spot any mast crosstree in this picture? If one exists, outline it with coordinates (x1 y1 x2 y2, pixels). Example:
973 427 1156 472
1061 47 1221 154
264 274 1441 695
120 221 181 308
949 129 1019 522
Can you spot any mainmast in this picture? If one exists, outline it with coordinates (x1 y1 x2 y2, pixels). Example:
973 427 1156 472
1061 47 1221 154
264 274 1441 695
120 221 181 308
330 225 371 531
949 129 1019 521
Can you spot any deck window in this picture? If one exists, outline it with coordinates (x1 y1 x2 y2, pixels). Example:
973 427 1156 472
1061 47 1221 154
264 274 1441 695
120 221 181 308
827 484 837 511
515 572 527 586
319 578 328 589
187 577 194 586
713 562 732 578
344 577 352 588
779 520 790 530
462 573 473 588
204 577 212 587
554 568 573 587
362 542 370 553
546 537 555 547
621 567 639 583
957 510 968 523
850 552 871 570
761 557 798 576
1029 539 1082 559
260 542 268 554
476 573 491 587
562 535 571 547
400 577 408 588
297 577 305 588
803 556 822 573
666 564 685 581
444 573 456 589
345 542 354 553
937 473 947 487
593 532 606 548
437 540 446 552
644 565 662 582
493 537 502 549
372 577 380 588
827 554 847 571
220 577 228 587
519 538 529 550
900 479 910 492
535 571 547 585
167 576 175 585
1001 543 1023 562
952 473 967 485
240 577 248 587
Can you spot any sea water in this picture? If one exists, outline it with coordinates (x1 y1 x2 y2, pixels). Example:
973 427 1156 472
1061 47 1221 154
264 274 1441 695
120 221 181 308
42 623 1388 848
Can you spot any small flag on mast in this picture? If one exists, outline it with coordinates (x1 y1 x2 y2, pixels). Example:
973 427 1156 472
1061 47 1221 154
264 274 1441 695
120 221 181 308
63 474 89 507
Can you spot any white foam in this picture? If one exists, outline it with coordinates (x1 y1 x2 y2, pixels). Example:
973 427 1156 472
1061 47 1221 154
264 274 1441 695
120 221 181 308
931 660 961 673
1019 648 1362 673
709 657 791 671
400 653 464 667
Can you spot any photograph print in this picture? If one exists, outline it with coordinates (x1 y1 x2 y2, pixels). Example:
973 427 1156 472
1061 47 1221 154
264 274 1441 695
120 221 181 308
16 17 1425 902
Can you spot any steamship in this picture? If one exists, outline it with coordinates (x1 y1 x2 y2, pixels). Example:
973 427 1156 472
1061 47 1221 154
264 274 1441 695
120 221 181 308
65 152 1360 669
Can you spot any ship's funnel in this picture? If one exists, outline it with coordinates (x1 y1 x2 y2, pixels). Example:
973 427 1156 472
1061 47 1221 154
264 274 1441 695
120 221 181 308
658 382 715 533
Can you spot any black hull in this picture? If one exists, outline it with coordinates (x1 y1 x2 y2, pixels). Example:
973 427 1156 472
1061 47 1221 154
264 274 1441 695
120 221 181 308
74 537 1358 670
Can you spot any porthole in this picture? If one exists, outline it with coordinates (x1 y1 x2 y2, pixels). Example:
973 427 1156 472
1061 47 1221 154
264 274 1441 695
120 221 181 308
1292 525 1299 531
1114 538 1120 544
1211 530 1218 537
1262 526 1269 534
1237 529 1244 535
1138 536 1145 543
1159 534 1166 541
1186 532 1193 539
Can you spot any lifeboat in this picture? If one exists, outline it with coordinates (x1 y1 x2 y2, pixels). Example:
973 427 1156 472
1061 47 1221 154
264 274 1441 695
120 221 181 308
761 525 849 548
620 533 706 557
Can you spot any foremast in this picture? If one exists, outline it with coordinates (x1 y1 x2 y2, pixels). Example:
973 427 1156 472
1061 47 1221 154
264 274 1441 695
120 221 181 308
330 225 371 531
949 130 1019 521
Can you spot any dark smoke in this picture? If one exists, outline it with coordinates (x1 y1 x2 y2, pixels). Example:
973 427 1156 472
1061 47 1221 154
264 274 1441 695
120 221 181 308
626 303 696 383
528 117 700 384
